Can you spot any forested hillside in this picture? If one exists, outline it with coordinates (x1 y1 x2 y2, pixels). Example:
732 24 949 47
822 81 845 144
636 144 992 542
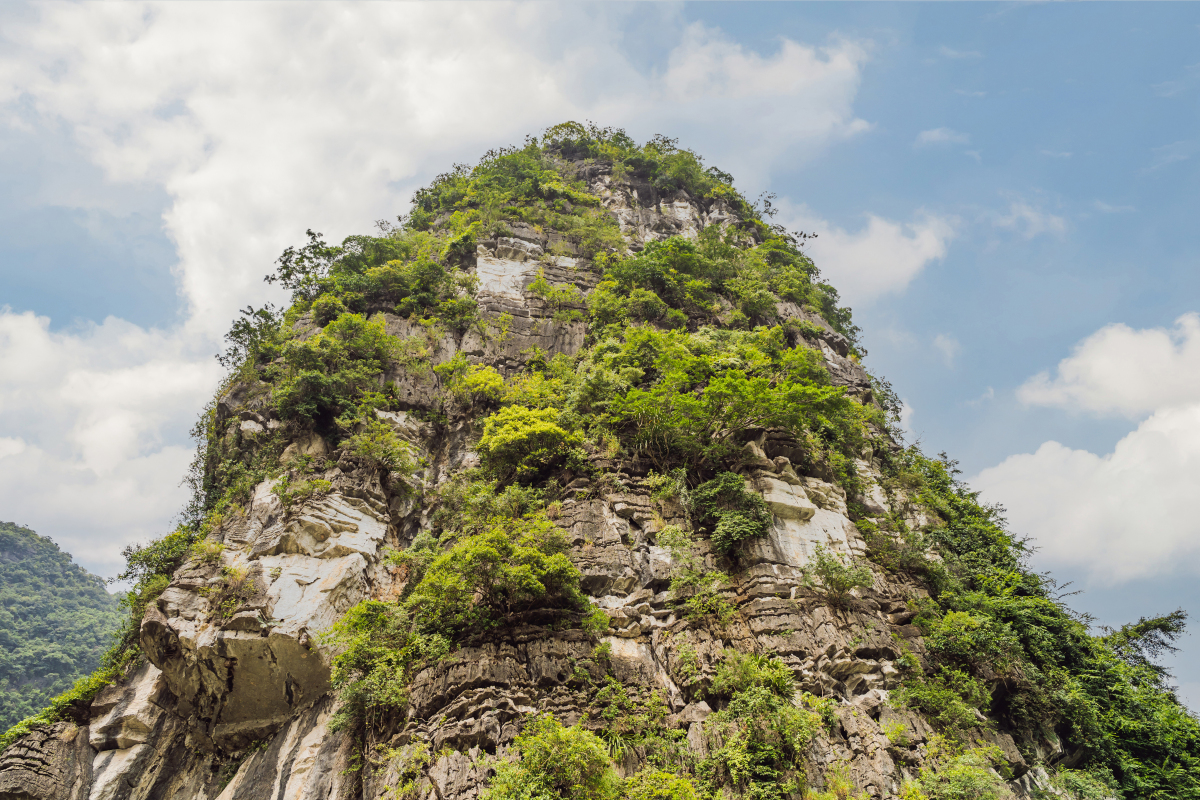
0 522 123 731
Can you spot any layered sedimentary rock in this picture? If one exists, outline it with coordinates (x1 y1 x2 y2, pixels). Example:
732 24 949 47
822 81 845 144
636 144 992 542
0 164 1056 800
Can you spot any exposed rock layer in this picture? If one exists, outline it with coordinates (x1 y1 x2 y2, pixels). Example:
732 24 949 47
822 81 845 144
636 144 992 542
0 178 1051 800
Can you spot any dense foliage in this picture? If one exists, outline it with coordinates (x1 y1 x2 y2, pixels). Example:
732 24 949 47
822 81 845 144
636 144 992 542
867 451 1200 797
0 523 123 732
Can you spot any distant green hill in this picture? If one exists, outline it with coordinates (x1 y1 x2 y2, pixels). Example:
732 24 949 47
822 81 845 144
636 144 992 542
0 521 124 730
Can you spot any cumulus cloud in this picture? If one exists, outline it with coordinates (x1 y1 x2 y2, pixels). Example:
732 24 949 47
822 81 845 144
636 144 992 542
0 7 872 337
783 204 955 306
0 309 221 571
915 127 970 147
1018 313 1200 417
0 2 874 572
978 313 1200 582
974 405 1200 582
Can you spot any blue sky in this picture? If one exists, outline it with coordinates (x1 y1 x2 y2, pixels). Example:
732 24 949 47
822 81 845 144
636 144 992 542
0 1 1197 705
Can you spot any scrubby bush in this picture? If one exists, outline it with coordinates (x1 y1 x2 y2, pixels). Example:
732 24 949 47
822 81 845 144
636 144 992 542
344 419 418 474
311 292 347 326
624 769 701 800
273 312 399 425
271 475 332 509
191 537 225 565
805 763 870 800
528 271 586 322
710 649 794 700
658 525 734 624
486 714 619 800
435 352 506 405
476 405 582 483
590 678 687 765
803 545 874 608
894 667 990 738
700 651 824 800
200 565 256 620
687 472 771 555
403 514 584 636
321 600 450 732
902 736 1011 800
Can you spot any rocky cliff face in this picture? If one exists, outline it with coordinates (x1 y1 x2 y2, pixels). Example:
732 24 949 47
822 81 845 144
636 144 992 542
0 154 1067 800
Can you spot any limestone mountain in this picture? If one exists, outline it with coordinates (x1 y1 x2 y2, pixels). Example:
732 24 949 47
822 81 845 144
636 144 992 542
1 123 1196 800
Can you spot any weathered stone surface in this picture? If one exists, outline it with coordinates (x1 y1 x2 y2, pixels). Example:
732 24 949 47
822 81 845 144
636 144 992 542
0 174 1062 800
751 472 818 521
88 664 166 752
0 723 91 800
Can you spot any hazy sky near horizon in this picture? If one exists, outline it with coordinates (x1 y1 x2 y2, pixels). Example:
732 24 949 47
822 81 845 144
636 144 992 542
0 1 1198 705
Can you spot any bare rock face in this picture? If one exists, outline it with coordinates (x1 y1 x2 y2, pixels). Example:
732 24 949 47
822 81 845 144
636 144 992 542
138 482 392 751
0 180 1047 800
0 723 92 800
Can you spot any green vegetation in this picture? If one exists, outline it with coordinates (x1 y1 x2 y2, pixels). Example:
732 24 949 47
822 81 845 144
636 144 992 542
658 524 734 624
6 122 1196 800
804 764 870 800
320 600 449 732
686 472 771 555
477 405 583 483
699 651 830 800
802 545 874 609
871 450 1200 797
900 736 1011 800
322 489 590 734
404 513 584 635
487 713 702 800
0 522 123 732
591 677 689 767
486 714 621 800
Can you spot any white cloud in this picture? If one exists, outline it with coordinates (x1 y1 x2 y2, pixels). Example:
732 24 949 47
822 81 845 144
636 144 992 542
974 404 1200 582
1018 313 1200 418
915 127 970 147
979 313 1200 582
1039 150 1072 159
992 201 1066 239
783 204 955 306
0 309 221 571
0 3 874 572
0 6 871 337
955 89 986 98
933 334 961 367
